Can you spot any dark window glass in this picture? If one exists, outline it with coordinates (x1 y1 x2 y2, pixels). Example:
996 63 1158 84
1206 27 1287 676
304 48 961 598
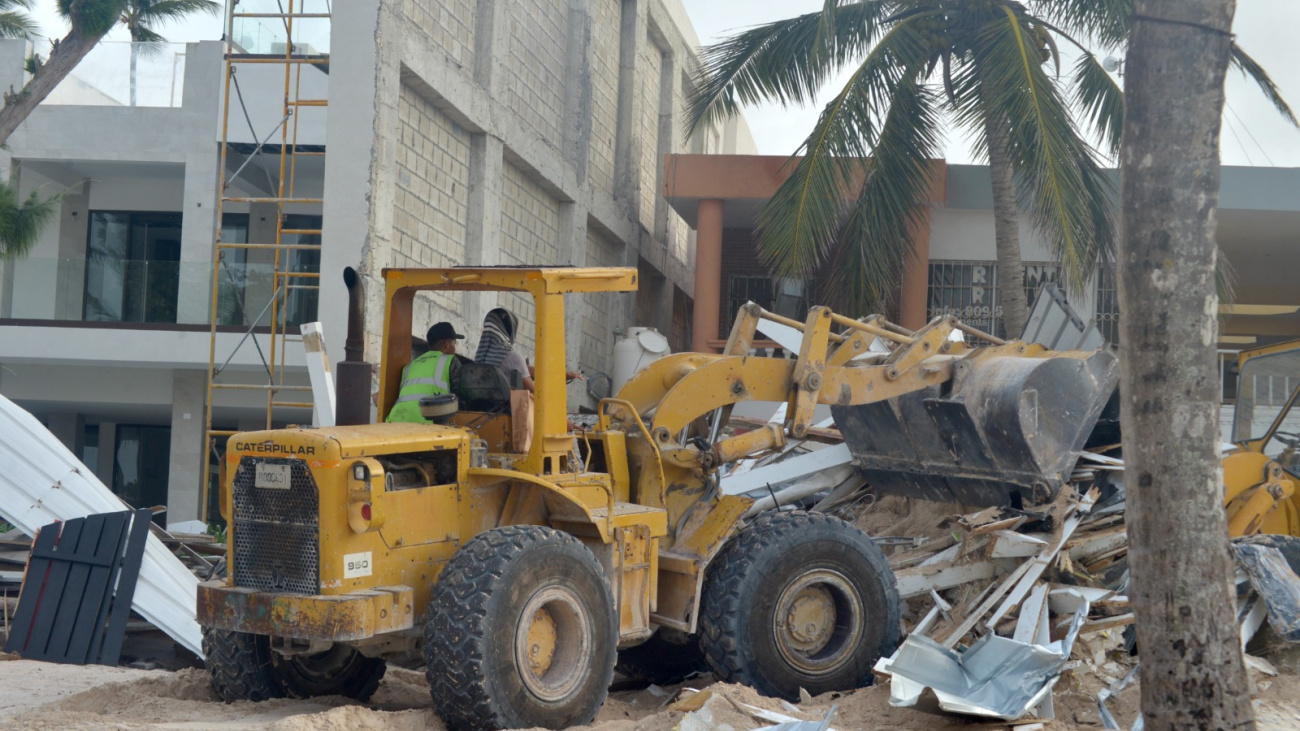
83 211 183 323
216 213 251 326
926 260 1060 340
113 425 171 519
281 214 321 328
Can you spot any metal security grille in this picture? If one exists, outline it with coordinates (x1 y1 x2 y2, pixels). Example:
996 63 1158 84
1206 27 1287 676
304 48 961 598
1095 266 1120 344
231 457 320 595
927 260 1059 340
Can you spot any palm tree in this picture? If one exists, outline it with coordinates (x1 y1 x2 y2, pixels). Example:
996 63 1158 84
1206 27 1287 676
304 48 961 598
118 0 220 107
0 182 57 258
0 0 37 39
689 0 1293 336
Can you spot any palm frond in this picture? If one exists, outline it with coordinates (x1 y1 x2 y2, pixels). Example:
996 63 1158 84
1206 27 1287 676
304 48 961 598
755 17 936 282
58 0 129 36
968 6 1114 295
1025 0 1131 48
0 10 34 38
0 182 59 259
820 79 944 313
131 0 220 24
129 24 168 54
1071 53 1123 156
687 1 892 135
1229 44 1297 127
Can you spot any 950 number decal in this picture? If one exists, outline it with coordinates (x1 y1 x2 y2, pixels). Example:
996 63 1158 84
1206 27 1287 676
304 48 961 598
343 551 372 579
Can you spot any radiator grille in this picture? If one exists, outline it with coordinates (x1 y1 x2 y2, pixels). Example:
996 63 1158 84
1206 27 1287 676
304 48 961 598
231 457 320 595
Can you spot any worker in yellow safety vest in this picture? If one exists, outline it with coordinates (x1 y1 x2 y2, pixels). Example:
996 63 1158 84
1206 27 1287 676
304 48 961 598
386 322 465 423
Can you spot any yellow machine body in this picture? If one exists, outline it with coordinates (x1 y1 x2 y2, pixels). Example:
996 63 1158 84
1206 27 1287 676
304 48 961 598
1222 338 1300 538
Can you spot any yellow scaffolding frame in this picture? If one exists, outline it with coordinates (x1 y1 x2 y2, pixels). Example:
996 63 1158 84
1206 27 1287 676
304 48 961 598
202 1 330 521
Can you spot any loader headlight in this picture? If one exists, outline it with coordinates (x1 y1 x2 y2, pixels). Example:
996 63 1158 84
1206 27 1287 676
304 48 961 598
352 462 369 481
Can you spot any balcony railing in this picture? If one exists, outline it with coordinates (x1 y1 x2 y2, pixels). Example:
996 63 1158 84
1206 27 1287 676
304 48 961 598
0 257 317 328
38 39 187 108
230 0 332 56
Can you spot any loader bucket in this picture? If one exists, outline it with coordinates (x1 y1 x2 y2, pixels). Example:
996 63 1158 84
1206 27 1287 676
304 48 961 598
831 348 1118 507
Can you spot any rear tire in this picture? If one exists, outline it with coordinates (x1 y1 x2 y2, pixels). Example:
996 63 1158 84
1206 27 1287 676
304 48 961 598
425 525 617 731
202 627 285 702
271 644 387 701
699 511 900 700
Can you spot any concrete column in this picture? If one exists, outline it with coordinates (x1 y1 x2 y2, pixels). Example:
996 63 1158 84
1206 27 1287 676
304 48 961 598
473 0 511 91
613 0 648 206
899 223 932 330
653 47 679 243
178 151 220 324
241 203 280 325
96 422 116 486
563 0 594 181
691 199 723 352
558 203 588 368
166 369 206 525
54 181 90 320
320 0 392 364
465 134 506 327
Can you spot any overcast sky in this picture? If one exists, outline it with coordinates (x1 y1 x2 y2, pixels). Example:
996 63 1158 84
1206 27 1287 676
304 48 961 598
28 1 1300 167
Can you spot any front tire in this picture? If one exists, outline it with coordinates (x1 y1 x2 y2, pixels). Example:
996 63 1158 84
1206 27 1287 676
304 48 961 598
425 525 617 731
202 627 285 702
271 644 387 701
699 511 901 700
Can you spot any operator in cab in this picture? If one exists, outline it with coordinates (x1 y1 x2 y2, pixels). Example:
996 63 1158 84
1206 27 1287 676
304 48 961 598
386 322 465 423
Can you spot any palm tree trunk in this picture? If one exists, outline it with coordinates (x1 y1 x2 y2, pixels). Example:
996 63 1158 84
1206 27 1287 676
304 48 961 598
0 30 102 146
130 41 139 107
1119 1 1255 729
982 114 1029 338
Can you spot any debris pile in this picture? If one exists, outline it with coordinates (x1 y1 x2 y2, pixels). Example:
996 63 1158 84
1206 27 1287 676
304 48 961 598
865 448 1300 726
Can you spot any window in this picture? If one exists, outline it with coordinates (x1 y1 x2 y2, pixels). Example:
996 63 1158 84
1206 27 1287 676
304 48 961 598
83 211 183 323
216 213 250 326
926 260 1060 340
113 425 171 518
281 214 321 328
726 275 810 331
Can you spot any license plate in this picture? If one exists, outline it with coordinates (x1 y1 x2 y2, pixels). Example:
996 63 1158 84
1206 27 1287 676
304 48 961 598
254 463 292 490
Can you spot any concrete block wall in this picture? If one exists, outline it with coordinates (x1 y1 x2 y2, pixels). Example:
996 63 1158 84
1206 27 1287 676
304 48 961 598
319 0 754 386
504 0 569 148
587 0 621 197
394 83 473 331
405 0 478 71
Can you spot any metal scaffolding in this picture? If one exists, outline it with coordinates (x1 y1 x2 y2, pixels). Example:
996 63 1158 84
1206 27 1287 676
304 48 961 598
202 1 330 520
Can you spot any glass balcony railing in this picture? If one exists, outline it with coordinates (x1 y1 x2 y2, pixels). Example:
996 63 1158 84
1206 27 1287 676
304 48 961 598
38 39 188 108
230 0 331 56
0 257 319 328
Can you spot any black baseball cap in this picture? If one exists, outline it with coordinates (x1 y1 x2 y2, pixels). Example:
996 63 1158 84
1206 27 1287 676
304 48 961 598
427 322 465 342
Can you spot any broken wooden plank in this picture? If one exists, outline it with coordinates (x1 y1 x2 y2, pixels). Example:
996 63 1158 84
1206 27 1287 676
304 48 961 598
895 558 1010 599
984 490 1099 630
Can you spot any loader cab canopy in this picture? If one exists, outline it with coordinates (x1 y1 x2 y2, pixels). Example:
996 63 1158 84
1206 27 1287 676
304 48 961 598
1234 340 1300 467
377 266 638 474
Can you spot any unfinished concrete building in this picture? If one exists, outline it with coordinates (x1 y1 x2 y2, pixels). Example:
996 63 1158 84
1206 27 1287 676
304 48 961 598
316 0 756 383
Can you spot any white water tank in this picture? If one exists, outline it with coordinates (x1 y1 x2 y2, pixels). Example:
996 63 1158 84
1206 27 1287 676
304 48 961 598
612 327 671 395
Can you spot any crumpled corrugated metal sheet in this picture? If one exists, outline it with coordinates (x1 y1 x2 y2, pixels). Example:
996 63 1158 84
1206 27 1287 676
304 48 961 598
0 393 203 657
1235 539 1300 642
874 604 1088 721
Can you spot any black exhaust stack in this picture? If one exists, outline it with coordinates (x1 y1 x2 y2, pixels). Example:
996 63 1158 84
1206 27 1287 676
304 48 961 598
336 267 371 426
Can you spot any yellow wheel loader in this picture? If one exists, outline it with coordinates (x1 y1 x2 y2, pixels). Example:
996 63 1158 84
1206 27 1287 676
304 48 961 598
1224 339 1300 537
197 266 1120 730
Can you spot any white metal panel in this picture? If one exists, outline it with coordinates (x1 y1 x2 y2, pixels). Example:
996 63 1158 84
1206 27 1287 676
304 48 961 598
0 393 204 657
